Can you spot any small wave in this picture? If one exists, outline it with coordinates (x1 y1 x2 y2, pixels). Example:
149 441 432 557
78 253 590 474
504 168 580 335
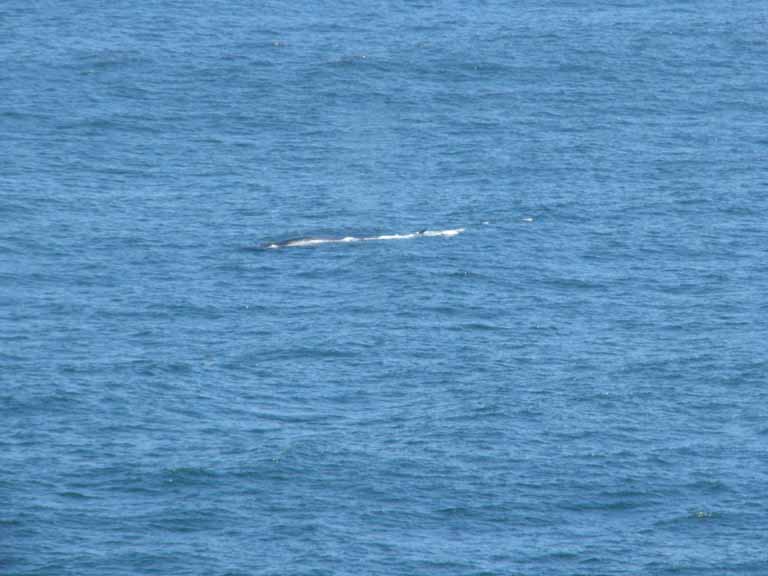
266 228 464 249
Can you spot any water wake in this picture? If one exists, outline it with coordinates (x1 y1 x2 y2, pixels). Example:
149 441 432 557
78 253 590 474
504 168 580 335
266 228 464 249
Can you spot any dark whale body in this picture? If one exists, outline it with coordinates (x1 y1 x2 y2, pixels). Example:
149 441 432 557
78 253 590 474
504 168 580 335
262 228 463 249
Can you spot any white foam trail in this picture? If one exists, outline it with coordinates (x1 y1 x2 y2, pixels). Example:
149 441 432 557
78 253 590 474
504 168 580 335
268 228 464 249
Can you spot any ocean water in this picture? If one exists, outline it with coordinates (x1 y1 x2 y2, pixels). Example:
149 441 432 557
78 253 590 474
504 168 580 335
2 1 768 574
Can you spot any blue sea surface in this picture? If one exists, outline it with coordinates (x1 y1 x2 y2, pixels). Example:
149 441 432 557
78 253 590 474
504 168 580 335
2 2 768 574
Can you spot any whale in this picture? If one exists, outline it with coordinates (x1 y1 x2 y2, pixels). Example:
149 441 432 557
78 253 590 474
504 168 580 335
263 228 464 249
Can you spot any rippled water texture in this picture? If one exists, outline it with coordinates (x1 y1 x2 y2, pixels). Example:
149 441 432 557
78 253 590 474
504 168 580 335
2 2 767 575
